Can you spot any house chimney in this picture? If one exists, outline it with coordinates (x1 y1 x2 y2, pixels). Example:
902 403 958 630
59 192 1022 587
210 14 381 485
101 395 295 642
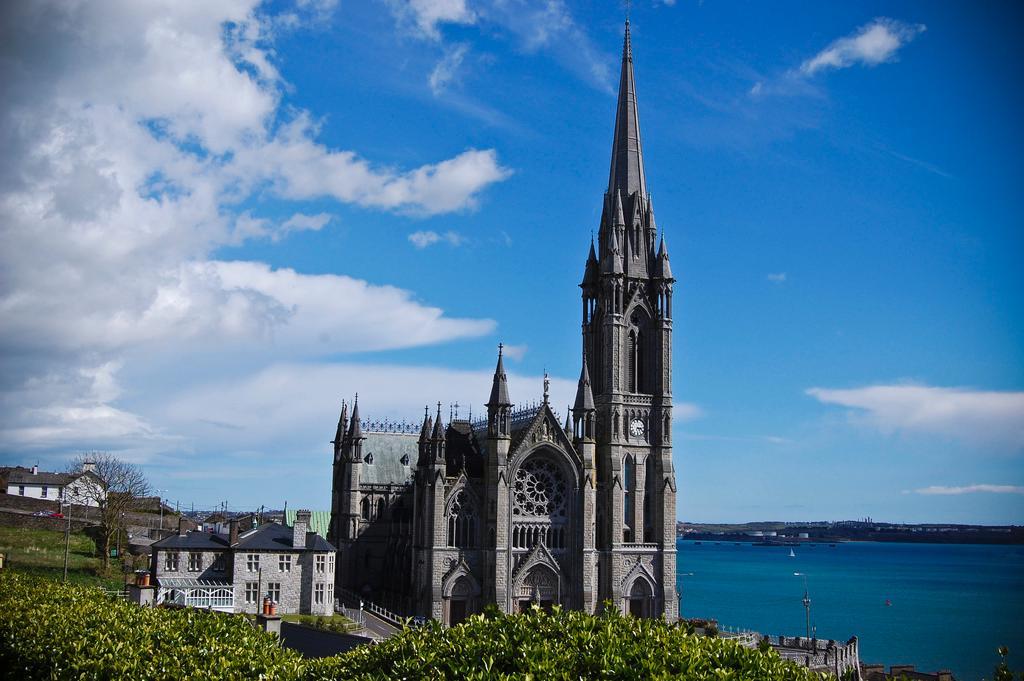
31 464 38 475
229 518 239 546
82 461 95 474
293 510 311 549
178 516 188 537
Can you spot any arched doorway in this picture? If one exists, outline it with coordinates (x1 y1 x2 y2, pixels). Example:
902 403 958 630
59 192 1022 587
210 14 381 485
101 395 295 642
515 564 562 613
627 578 652 618
447 576 475 626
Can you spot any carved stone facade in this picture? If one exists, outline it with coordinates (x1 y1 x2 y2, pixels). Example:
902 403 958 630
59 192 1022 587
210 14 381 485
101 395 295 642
329 21 677 625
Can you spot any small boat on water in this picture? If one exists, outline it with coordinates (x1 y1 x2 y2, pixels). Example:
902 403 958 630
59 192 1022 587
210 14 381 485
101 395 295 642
885 598 892 607
789 548 796 558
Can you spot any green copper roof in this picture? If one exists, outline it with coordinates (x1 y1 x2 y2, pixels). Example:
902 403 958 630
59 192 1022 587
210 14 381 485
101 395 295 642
285 509 331 539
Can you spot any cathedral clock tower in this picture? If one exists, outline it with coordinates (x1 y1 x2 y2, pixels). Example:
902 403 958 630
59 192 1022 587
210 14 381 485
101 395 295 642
579 20 677 619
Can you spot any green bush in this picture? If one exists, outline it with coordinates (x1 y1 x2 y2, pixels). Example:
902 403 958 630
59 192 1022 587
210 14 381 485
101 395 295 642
306 605 823 680
0 572 823 680
0 572 304 680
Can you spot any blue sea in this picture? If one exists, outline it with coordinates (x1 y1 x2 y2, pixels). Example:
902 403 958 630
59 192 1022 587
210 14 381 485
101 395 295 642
677 540 1024 681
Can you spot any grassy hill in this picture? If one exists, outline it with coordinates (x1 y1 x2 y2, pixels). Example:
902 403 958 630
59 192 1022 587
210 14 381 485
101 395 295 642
0 525 123 589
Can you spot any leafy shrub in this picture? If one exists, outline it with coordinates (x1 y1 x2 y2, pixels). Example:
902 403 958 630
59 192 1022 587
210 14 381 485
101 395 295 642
305 605 823 680
0 573 823 680
0 572 304 680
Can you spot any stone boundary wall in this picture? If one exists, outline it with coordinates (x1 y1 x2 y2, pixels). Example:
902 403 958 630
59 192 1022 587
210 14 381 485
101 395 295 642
0 509 93 532
0 493 60 513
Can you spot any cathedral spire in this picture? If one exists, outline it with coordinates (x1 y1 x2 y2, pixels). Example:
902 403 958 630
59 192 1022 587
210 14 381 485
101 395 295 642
654 232 673 279
348 394 363 442
333 399 348 445
419 405 432 442
431 401 445 441
603 222 624 275
487 343 512 407
607 20 646 200
573 352 596 413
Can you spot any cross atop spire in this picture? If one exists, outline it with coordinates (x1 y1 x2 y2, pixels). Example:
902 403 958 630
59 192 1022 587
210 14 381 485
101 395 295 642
607 20 646 200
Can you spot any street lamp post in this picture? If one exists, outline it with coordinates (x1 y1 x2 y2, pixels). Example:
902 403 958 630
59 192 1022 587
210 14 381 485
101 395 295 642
793 572 811 640
677 572 694 621
154 489 169 531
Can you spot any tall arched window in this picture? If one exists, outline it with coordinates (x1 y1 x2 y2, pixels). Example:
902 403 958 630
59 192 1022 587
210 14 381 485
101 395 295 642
447 490 476 548
360 497 370 521
512 453 571 553
644 459 655 543
376 498 386 520
636 330 645 393
627 332 637 393
623 455 635 543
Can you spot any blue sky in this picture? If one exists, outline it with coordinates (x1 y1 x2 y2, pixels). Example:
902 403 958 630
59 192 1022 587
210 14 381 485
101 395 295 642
1 0 1021 523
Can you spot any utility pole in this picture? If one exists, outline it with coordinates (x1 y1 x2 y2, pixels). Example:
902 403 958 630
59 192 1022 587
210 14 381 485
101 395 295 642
62 495 72 583
794 572 811 640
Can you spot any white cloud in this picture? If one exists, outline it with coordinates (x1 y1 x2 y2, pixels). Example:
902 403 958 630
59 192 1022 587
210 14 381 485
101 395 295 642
387 0 612 92
156 362 578 458
807 384 1024 450
767 272 787 283
501 344 528 361
233 116 512 215
388 0 477 40
906 485 1024 496
674 403 704 422
279 212 333 238
208 261 493 353
800 18 926 76
232 212 335 242
408 230 466 248
0 1 506 470
430 43 469 95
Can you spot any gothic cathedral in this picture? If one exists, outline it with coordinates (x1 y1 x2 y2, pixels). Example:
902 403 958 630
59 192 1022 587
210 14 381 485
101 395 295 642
328 22 677 625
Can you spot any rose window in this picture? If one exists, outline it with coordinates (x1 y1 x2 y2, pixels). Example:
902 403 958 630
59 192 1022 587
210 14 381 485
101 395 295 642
512 458 568 517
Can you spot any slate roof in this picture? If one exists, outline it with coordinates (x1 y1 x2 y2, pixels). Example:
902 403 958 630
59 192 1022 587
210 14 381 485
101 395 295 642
445 420 483 478
152 531 230 550
7 470 72 486
359 432 418 486
151 521 335 552
235 522 334 552
6 469 104 487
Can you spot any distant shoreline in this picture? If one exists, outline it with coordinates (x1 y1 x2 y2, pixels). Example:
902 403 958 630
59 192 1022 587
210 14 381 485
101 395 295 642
677 521 1024 546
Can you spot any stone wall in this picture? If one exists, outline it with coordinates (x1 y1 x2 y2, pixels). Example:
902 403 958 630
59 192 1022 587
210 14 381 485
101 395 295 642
0 509 91 532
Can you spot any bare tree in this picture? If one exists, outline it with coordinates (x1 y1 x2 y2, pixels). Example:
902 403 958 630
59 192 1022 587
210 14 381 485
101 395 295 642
67 452 151 570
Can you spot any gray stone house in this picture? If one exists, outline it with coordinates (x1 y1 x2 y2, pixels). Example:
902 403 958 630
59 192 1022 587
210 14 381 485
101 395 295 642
329 21 677 626
151 510 336 615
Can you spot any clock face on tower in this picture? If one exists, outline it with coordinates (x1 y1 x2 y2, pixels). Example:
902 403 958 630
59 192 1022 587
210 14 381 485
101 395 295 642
629 418 645 439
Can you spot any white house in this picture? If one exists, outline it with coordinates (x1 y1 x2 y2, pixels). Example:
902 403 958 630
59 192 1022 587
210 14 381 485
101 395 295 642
6 463 107 507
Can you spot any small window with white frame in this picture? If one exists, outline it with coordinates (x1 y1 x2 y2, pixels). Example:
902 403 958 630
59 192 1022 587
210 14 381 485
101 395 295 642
245 582 259 604
164 551 179 571
213 553 225 572
328 554 334 573
188 552 202 571
41 486 48 498
315 554 326 573
279 554 291 572
267 582 281 602
247 553 259 571
314 583 324 605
